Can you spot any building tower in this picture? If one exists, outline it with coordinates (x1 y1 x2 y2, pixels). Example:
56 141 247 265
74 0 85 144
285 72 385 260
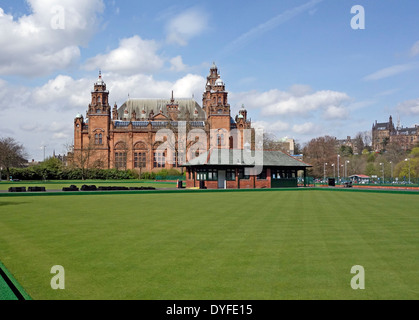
202 63 231 148
86 71 111 168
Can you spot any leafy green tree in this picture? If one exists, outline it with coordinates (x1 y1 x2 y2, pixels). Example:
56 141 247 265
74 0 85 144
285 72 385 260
339 145 353 157
367 152 376 163
365 163 378 177
410 147 419 158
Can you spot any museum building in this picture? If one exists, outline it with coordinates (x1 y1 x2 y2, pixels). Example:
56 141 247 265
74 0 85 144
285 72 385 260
73 63 252 172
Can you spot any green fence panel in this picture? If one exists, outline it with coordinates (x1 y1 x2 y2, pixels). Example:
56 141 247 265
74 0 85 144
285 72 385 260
155 175 185 181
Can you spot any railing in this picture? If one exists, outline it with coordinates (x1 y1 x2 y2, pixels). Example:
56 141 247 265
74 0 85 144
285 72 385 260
315 177 419 187
155 175 185 181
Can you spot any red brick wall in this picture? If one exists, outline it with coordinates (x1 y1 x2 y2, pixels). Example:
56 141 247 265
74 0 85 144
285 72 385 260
255 179 270 189
184 176 272 189
238 178 253 189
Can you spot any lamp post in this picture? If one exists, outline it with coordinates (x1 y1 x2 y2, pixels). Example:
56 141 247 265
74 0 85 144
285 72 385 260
345 160 350 179
379 162 384 184
337 155 340 184
405 158 411 184
390 161 393 183
331 163 335 180
324 162 328 182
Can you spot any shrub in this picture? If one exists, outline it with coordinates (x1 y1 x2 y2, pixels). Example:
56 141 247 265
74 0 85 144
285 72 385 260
141 172 156 180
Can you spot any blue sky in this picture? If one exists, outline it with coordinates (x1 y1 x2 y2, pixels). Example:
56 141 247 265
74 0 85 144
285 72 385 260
0 0 418 160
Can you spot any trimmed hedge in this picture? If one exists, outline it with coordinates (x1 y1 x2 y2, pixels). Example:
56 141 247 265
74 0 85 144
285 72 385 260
7 167 139 181
5 167 184 181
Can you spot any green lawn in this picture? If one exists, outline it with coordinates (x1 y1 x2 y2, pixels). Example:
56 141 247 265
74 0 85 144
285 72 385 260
0 190 418 300
0 180 176 191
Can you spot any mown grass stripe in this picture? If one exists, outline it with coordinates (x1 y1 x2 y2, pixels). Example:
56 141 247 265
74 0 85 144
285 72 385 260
0 261 30 300
0 186 418 199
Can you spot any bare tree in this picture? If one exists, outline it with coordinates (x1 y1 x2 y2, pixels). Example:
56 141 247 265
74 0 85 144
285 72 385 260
0 137 28 180
303 135 338 178
353 132 365 154
68 139 99 180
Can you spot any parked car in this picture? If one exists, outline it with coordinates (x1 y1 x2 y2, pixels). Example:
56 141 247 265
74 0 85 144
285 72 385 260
343 181 353 188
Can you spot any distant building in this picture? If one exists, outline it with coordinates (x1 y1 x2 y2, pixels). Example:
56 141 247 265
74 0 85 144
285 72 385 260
336 136 359 154
278 137 295 155
372 115 419 152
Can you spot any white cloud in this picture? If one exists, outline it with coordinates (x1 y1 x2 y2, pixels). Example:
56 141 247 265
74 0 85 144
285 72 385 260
232 87 349 119
396 98 419 115
252 120 290 133
166 7 209 46
410 40 419 57
292 122 319 135
0 0 104 76
323 105 349 120
251 120 269 131
261 90 350 117
32 75 90 110
85 36 164 75
106 72 205 103
363 64 415 81
230 89 289 110
170 56 187 72
172 74 206 98
0 79 31 110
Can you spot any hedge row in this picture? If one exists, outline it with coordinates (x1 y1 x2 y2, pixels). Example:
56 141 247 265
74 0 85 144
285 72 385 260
2 167 184 181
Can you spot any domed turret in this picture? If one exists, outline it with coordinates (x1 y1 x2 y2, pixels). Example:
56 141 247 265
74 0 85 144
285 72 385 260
95 70 105 86
215 78 224 86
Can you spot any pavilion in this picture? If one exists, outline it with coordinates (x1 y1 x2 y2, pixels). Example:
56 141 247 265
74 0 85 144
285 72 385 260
183 149 312 189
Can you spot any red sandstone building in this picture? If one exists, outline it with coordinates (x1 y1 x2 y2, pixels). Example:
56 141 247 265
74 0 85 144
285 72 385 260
73 63 252 171
372 115 419 152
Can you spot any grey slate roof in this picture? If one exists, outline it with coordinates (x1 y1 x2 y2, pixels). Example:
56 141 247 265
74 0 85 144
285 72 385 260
118 98 206 121
183 149 311 167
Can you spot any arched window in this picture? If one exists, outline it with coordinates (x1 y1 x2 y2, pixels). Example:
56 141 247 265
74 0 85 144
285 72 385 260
217 133 224 146
94 133 103 145
114 142 127 170
133 142 147 169
153 142 166 168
